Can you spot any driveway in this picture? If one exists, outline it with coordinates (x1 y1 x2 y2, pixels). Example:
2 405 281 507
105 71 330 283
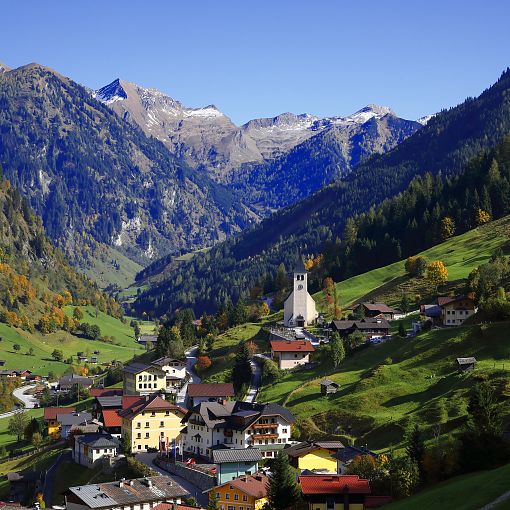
43 449 72 506
176 347 201 406
136 452 208 507
244 358 262 403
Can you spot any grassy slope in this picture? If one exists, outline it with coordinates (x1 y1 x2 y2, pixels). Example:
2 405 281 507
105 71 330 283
258 322 510 450
385 462 510 510
314 214 510 309
0 306 146 378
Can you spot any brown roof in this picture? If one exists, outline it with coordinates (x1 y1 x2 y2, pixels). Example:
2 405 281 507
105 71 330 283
331 318 390 331
89 388 123 397
299 475 371 495
357 302 397 313
44 407 76 421
154 504 204 510
437 295 475 307
118 394 187 420
187 383 235 398
210 473 269 498
270 340 314 353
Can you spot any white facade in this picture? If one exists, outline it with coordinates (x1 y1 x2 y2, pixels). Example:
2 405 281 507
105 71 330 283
272 350 311 370
283 266 317 327
73 436 117 469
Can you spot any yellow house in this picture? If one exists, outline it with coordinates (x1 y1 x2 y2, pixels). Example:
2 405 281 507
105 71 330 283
208 473 269 510
122 361 167 396
44 407 76 439
119 394 187 452
284 441 345 473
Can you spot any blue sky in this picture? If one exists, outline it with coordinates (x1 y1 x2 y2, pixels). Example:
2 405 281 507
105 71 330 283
1 0 509 124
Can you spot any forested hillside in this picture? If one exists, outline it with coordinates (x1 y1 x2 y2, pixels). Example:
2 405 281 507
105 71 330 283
133 69 510 317
0 64 252 268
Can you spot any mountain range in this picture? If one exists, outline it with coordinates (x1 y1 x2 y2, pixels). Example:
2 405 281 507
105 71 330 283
0 62 423 274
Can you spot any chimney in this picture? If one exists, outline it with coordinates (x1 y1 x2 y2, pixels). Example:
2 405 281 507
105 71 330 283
161 393 166 400
145 395 150 402
119 478 125 488
129 480 134 486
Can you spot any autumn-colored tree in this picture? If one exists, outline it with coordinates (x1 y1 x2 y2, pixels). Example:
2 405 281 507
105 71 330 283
440 216 456 240
249 286 262 300
196 355 212 371
38 315 54 334
246 340 258 356
426 261 448 289
475 208 491 226
405 256 428 277
53 294 65 308
78 366 89 376
258 302 270 318
323 277 341 318
51 306 65 328
5 311 20 327
62 290 73 306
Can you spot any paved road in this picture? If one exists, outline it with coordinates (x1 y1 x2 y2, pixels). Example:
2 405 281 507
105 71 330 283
136 452 208 507
43 449 72 506
176 347 201 407
0 384 38 420
244 358 262 403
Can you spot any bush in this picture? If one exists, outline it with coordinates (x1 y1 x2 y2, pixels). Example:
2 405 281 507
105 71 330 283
261 358 282 385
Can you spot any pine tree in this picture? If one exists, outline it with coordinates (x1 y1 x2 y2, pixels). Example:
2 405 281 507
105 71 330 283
398 322 406 338
406 424 425 480
267 451 301 510
231 341 252 394
330 333 345 368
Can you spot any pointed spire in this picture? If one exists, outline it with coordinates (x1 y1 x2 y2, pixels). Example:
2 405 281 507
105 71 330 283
294 257 307 274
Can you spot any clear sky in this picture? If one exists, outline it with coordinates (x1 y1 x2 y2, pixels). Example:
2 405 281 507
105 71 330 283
1 0 509 124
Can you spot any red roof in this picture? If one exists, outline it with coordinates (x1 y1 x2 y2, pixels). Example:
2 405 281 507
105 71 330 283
90 388 123 397
187 383 235 398
154 504 204 510
270 340 314 353
102 409 122 427
122 396 142 409
299 475 371 495
44 407 76 421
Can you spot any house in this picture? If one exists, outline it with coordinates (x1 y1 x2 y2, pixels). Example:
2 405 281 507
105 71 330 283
299 474 371 510
58 411 93 439
151 357 188 392
44 407 76 438
7 471 43 505
138 334 158 347
320 380 339 395
119 393 187 453
353 302 402 321
100 409 123 438
333 446 378 474
456 357 477 372
93 395 122 419
284 441 345 473
0 360 6 366
122 361 167 396
330 318 390 340
284 259 317 328
58 374 93 392
270 340 315 370
73 433 118 468
64 476 189 510
186 382 235 407
207 473 269 510
211 446 262 484
0 370 32 380
422 295 477 327
181 400 295 459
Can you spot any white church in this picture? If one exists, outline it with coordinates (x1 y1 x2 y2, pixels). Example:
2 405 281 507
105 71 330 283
283 258 317 327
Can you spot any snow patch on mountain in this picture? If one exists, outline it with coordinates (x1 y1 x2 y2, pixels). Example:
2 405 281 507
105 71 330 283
417 114 434 125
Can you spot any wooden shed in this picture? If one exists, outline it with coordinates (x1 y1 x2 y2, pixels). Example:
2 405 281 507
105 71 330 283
321 379 340 395
456 357 477 372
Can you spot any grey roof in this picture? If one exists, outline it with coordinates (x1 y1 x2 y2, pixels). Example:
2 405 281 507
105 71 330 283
97 396 122 408
333 445 377 463
122 361 152 375
211 447 262 463
58 412 92 426
138 335 158 343
76 433 117 448
331 318 390 331
320 379 338 387
294 258 307 274
59 374 93 388
422 304 441 317
151 357 186 367
284 440 345 458
456 357 477 365
67 476 189 509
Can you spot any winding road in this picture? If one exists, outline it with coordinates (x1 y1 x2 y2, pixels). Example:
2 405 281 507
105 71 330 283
0 384 38 420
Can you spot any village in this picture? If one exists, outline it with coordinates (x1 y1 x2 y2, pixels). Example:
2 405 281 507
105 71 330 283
0 260 489 510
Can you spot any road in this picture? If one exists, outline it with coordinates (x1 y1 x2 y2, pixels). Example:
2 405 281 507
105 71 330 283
0 384 38 420
176 347 201 406
43 449 72 506
244 358 262 403
136 452 208 507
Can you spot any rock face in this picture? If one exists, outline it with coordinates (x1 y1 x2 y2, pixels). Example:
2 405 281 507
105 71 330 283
95 80 424 181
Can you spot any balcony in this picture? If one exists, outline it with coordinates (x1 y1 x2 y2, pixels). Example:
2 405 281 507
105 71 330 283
252 423 278 430
251 433 279 440
188 419 205 426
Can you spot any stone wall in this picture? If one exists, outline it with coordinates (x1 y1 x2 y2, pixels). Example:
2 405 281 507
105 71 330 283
154 458 216 490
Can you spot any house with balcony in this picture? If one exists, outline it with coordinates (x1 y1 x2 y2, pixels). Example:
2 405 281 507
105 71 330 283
122 361 167 396
186 382 235 408
330 318 390 340
181 400 294 459
119 393 187 452
151 357 188 391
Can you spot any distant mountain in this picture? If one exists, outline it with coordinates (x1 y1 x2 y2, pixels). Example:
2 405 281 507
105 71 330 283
94 79 423 184
0 64 254 267
132 68 510 317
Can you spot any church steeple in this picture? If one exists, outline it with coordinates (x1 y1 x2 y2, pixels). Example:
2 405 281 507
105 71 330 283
293 258 307 274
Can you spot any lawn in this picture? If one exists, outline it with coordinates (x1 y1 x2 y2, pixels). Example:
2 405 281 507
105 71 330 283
314 214 510 309
385 462 510 510
258 321 510 451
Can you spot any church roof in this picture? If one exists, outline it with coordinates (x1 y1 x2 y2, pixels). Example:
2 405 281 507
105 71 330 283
294 258 307 274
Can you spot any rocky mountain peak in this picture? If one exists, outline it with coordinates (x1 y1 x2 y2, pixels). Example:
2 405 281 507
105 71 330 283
95 78 128 104
0 62 11 73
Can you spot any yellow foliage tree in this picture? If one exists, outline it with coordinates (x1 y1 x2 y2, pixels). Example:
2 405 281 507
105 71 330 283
475 208 491 226
440 216 456 240
426 260 448 289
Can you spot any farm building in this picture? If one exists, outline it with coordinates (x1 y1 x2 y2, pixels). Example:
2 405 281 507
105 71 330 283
456 357 477 372
320 380 339 395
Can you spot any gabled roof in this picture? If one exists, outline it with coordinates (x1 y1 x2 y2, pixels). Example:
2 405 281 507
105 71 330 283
97 396 122 408
284 441 345 458
89 388 123 397
320 380 339 387
299 475 371 495
122 362 153 375
187 383 234 398
102 409 122 428
211 447 262 463
58 412 92 426
76 433 117 448
356 302 398 313
59 374 93 387
456 357 477 365
270 340 314 353
118 394 186 420
331 318 390 331
437 295 475 307
151 357 186 367
333 446 377 463
122 396 142 409
208 474 269 498
44 407 76 421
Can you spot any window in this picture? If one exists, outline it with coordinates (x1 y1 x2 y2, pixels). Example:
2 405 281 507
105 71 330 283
145 422 149 428
138 375 142 381
282 428 287 433
242 496 247 502
160 421 164 427
228 506 235 510
136 422 141 428
137 433 141 439
160 432 164 437
216 493 220 499
225 494 230 500
137 445 141 450
165 411 169 416
152 412 156 417
145 433 150 438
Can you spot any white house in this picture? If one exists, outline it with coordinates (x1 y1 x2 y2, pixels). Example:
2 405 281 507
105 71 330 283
73 433 118 469
151 357 188 391
181 400 295 459
283 259 317 327
270 340 315 370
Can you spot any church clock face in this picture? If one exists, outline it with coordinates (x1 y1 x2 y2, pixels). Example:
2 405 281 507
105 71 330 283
297 284 303 290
